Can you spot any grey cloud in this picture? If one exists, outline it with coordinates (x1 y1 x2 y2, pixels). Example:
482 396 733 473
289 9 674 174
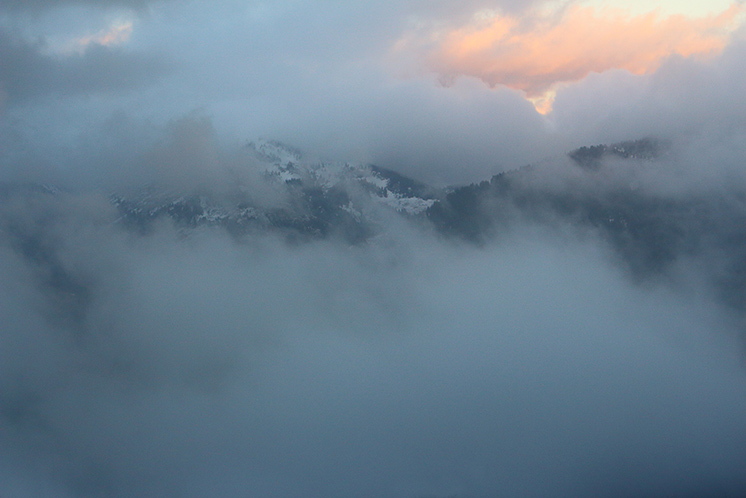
0 0 159 13
0 29 171 105
99 1 564 185
0 1 562 186
0 110 284 199
551 39 746 152
236 77 554 186
545 42 746 203
0 202 744 497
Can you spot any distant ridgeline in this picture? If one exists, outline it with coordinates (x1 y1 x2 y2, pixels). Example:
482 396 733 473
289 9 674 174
426 138 745 314
568 138 662 170
428 138 669 247
107 141 441 244
1 138 744 316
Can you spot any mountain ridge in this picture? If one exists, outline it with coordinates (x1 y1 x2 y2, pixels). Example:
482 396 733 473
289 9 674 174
1 137 743 317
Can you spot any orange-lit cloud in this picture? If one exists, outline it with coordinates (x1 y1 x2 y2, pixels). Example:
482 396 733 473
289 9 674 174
419 2 743 113
72 21 134 52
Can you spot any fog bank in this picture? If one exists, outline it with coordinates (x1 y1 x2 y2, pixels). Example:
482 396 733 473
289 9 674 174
1 212 744 497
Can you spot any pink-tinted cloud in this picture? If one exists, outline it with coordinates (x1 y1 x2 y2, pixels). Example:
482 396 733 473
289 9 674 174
418 2 743 112
70 21 134 53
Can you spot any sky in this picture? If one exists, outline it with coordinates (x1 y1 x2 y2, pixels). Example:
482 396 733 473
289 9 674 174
1 2 746 497
1 0 745 184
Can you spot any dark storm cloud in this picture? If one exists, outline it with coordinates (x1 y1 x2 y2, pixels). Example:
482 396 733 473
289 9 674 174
0 28 171 105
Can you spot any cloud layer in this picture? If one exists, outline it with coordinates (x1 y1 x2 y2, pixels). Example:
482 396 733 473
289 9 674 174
1 198 744 497
2 1 746 184
0 0 158 13
0 29 169 104
420 2 743 111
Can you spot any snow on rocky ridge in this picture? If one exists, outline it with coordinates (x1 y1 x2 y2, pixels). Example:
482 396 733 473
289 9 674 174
246 139 437 214
104 140 439 242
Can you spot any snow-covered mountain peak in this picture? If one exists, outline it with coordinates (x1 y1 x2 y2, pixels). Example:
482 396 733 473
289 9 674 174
247 139 302 167
244 139 437 215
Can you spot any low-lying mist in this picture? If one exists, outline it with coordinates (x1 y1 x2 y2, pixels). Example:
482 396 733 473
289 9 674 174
1 192 744 497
